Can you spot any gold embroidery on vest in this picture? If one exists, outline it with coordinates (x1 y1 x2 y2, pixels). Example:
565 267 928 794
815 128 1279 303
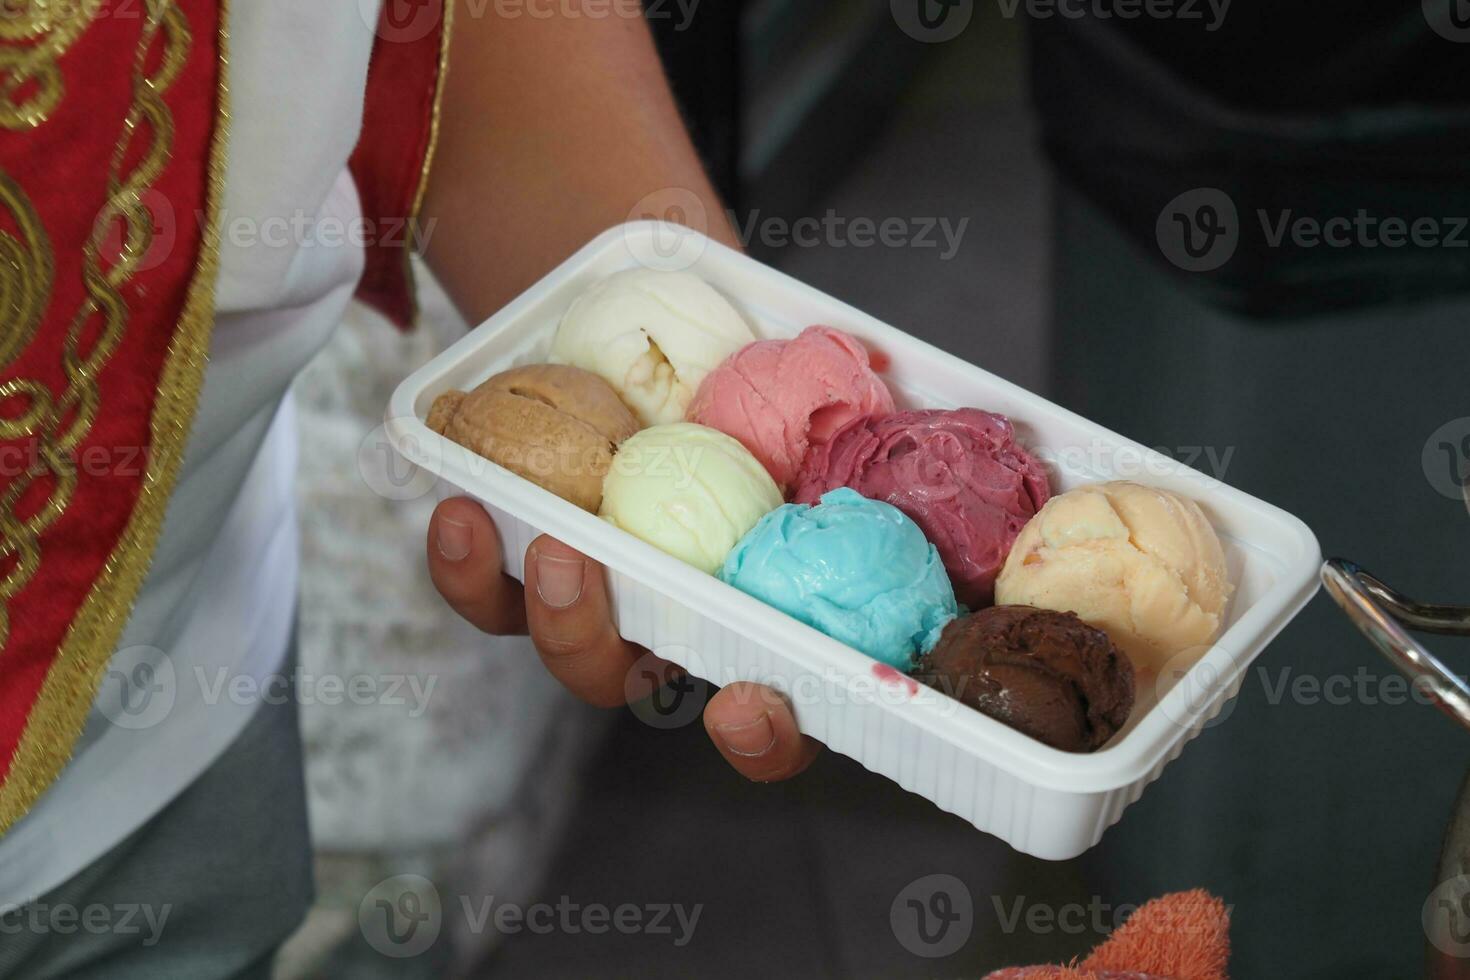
0 0 188 649
0 0 103 130
0 0 227 834
0 173 52 367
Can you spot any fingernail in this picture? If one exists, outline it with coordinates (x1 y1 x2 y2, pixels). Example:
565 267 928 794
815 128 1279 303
714 712 776 758
437 516 472 561
535 553 585 609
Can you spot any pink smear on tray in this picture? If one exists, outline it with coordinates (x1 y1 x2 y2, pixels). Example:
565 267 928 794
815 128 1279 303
872 663 918 696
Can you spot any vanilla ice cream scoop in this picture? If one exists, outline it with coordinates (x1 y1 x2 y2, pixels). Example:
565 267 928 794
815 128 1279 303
994 481 1232 674
551 269 756 426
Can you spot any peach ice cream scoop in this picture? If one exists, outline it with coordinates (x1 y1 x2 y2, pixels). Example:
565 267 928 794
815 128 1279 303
426 363 639 513
686 325 894 492
994 481 1232 675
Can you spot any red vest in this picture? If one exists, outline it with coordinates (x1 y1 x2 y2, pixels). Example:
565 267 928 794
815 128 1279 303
0 0 449 833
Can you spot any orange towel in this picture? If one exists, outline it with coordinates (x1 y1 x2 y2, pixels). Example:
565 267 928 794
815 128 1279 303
985 890 1230 980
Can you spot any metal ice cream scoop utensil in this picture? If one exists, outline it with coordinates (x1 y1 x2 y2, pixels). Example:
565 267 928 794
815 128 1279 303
1321 472 1470 977
1321 474 1470 732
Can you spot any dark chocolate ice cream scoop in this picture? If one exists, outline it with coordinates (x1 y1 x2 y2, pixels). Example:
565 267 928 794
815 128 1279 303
914 605 1134 752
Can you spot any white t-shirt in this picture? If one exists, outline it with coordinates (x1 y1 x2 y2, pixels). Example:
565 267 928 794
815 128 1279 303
0 1 382 904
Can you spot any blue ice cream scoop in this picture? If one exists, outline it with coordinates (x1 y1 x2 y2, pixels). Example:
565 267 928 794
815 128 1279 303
718 487 958 669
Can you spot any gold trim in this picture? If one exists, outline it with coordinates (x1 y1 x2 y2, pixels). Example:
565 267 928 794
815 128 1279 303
400 0 454 320
0 0 231 834
409 0 453 227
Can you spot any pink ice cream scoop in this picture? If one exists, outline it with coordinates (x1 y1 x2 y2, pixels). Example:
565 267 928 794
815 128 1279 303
793 408 1051 607
686 325 895 491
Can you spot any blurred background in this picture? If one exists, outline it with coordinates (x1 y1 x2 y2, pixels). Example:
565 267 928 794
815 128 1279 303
277 2 1470 977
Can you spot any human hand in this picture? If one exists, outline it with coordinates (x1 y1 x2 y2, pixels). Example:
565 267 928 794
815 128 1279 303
426 496 821 780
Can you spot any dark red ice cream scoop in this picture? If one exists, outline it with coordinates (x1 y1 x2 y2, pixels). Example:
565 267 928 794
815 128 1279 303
792 408 1050 608
914 605 1135 752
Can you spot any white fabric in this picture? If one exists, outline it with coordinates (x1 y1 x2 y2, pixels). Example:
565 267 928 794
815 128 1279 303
0 0 379 905
292 269 592 849
285 284 602 975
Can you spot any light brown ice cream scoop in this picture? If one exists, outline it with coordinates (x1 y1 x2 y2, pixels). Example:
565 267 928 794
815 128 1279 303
427 364 640 512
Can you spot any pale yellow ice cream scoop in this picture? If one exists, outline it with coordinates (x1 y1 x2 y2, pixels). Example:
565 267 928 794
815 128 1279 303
995 481 1232 675
601 422 782 573
427 364 639 513
550 268 756 426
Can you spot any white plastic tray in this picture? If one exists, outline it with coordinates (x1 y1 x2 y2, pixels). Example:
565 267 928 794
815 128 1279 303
386 222 1321 860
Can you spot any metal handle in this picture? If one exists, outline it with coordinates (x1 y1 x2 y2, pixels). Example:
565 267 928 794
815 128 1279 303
1322 558 1470 732
1323 471 1470 731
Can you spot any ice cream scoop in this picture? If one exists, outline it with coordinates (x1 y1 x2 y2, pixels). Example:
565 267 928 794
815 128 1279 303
550 268 756 426
426 363 639 512
914 605 1135 752
995 481 1232 675
600 422 781 573
793 408 1051 607
687 325 894 492
718 487 958 669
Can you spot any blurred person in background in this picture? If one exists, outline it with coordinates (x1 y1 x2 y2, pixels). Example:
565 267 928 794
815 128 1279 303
1030 6 1470 976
